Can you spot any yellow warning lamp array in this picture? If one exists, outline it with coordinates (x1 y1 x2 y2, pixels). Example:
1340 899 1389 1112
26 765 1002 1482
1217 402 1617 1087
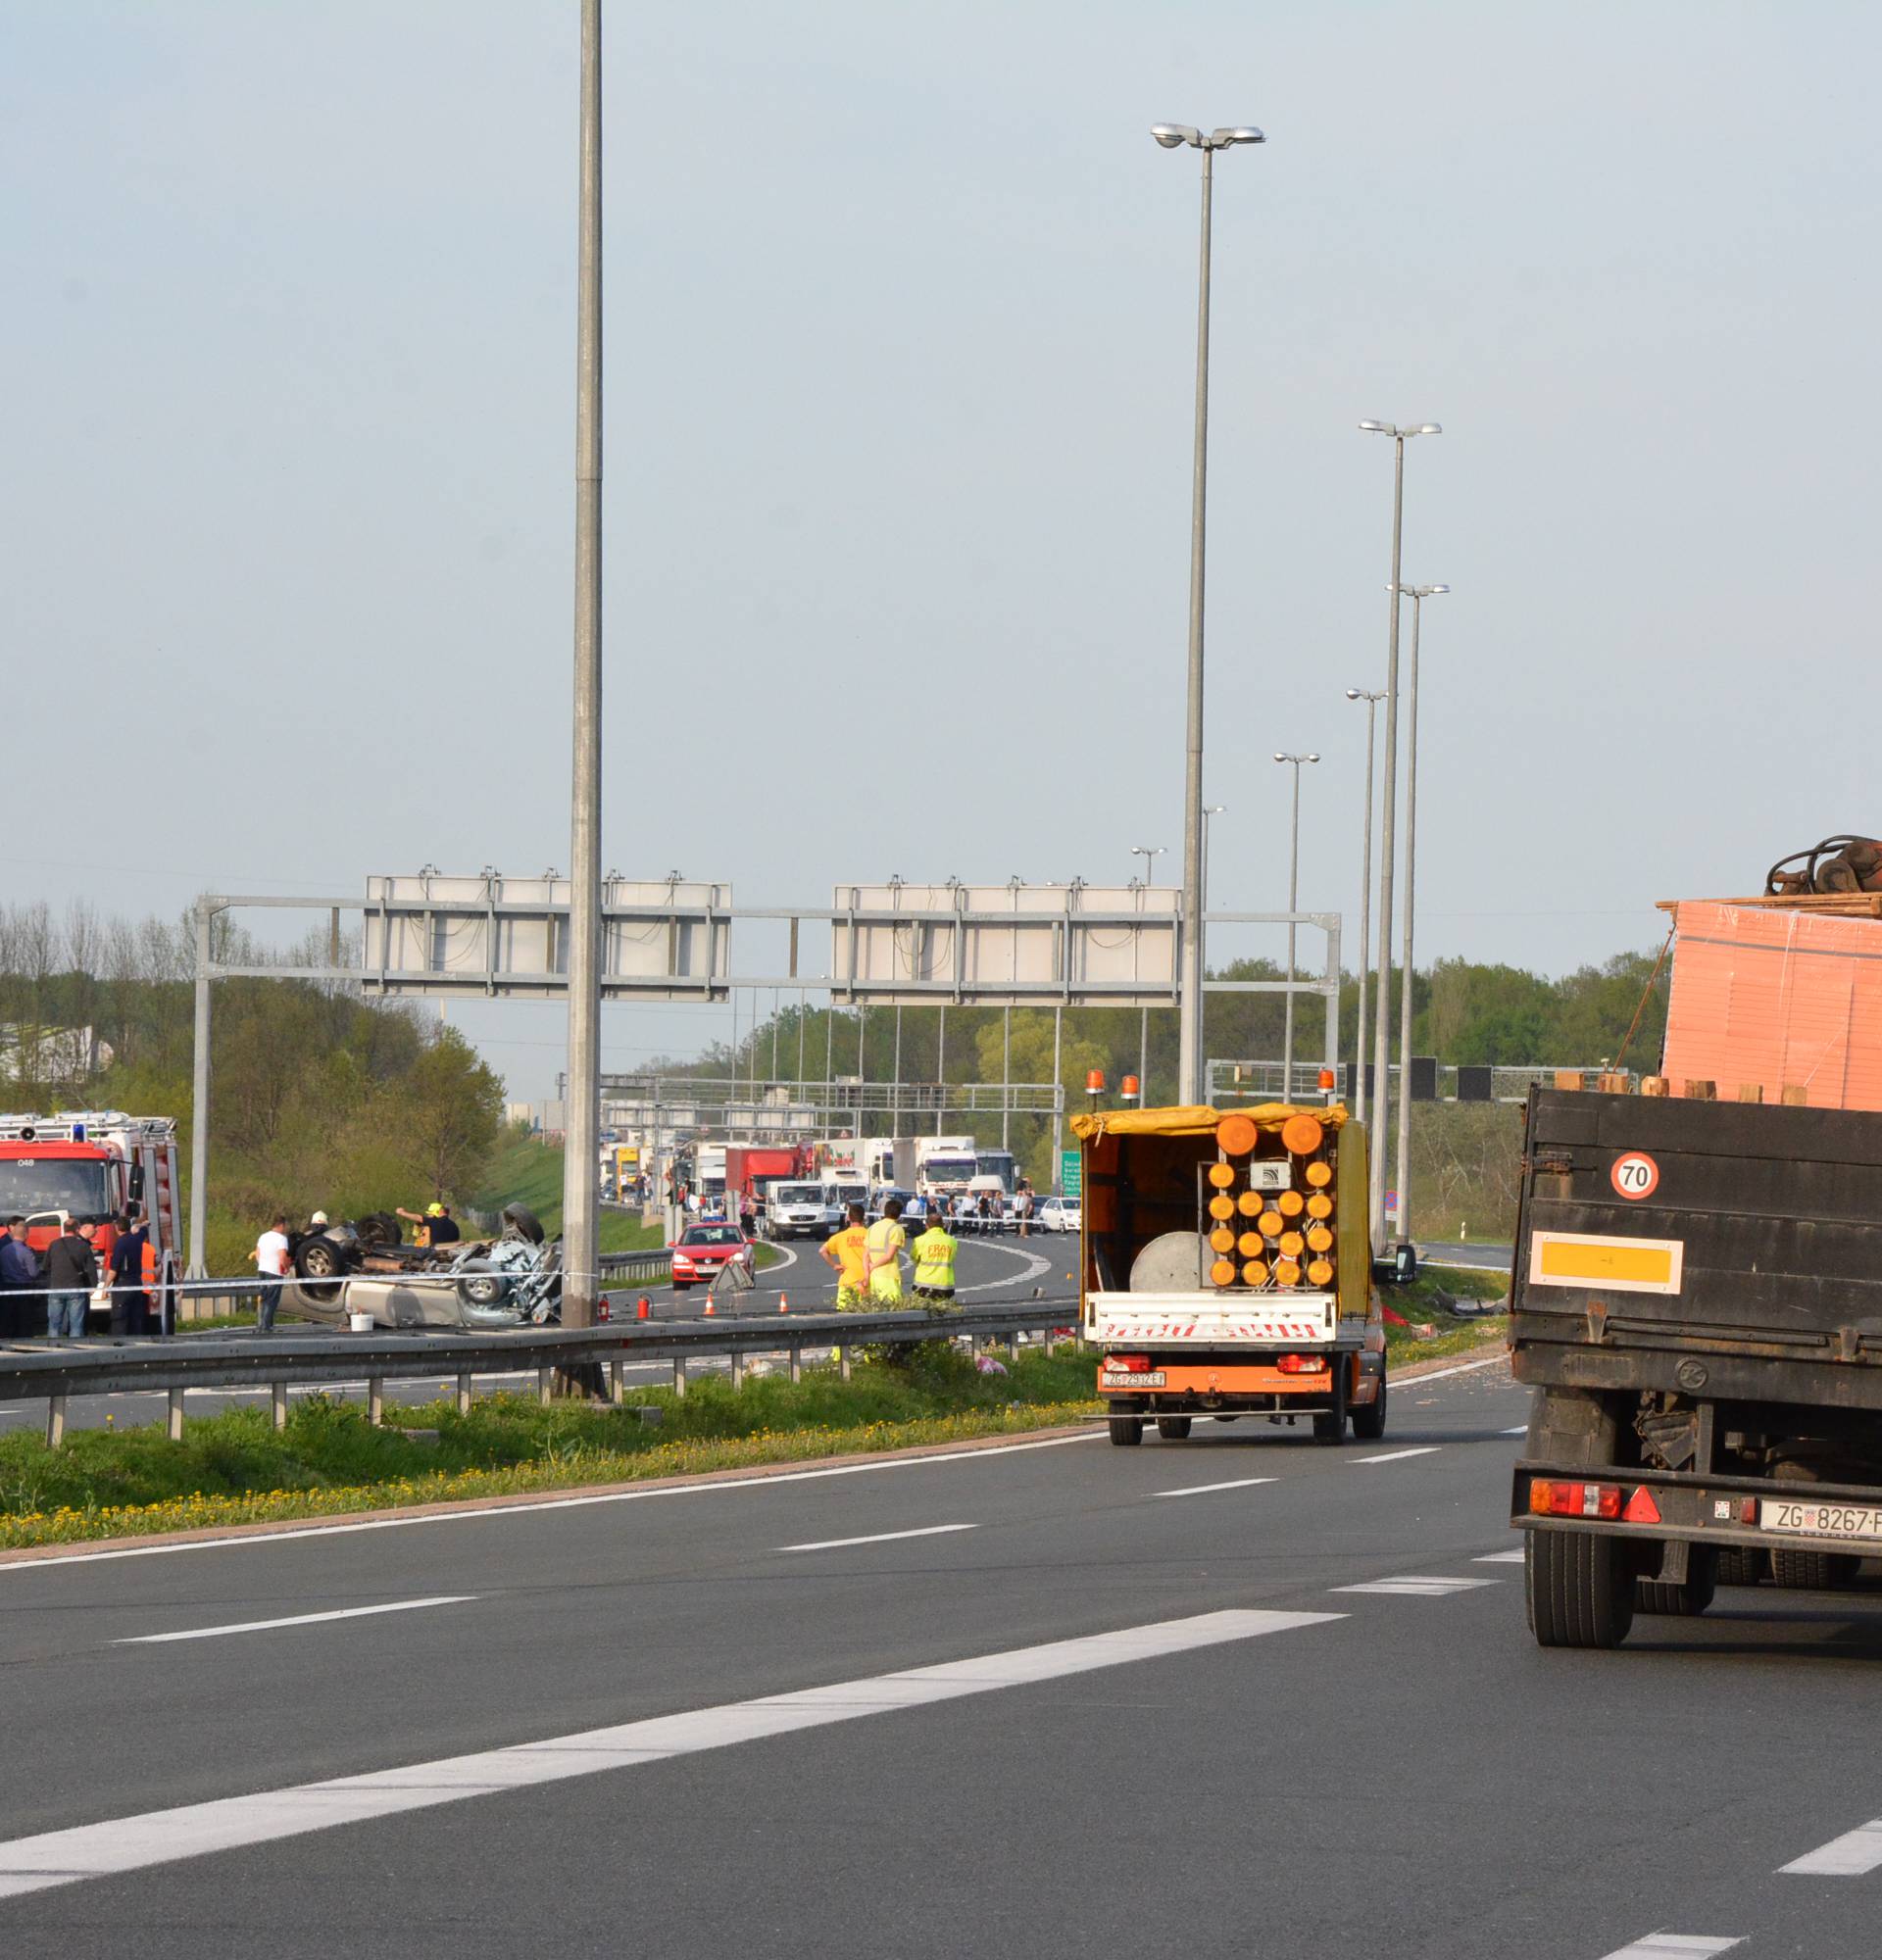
1203 1110 1338 1291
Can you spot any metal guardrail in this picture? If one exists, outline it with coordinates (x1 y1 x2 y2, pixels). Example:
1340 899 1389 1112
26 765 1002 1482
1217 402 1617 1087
0 1299 1084 1446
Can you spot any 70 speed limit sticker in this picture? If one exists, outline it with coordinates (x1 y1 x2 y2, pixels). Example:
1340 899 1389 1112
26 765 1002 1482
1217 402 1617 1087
1610 1152 1659 1200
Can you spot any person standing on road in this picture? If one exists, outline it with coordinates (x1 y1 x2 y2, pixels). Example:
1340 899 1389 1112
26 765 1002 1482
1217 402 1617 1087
911 1210 959 1309
820 1202 869 1310
0 1215 42 1338
1015 1180 1033 1240
864 1196 908 1306
108 1210 151 1337
248 1212 290 1333
43 1217 98 1340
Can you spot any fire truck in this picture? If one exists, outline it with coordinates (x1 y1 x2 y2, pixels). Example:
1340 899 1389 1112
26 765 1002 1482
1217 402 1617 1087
0 1110 182 1324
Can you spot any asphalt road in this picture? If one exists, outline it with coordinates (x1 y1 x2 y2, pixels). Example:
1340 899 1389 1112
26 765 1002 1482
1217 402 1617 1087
5 1354 1882 1958
0 1233 1073 1436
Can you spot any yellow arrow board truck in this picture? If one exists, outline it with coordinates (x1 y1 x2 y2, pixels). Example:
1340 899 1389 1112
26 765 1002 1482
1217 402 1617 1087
1071 1103 1386 1446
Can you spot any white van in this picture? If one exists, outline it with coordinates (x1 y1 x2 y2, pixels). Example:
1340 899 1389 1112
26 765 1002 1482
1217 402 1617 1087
767 1182 838 1241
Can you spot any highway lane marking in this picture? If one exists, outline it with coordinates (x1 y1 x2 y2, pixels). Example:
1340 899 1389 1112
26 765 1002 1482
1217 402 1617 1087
115 1596 476 1644
1331 1576 1500 1596
0 1434 1106 1572
1149 1477 1279 1498
1779 1818 1882 1875
1351 1446 1441 1465
1388 1355 1506 1387
1595 1937 1742 1959
0 1606 1342 1900
779 1525 977 1553
1502 1426 1528 1436
1474 1549 1525 1563
954 1241 1056 1296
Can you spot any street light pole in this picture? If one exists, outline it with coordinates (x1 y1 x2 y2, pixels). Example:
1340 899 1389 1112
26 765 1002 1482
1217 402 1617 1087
1130 844 1165 1106
562 0 605 1341
1393 582 1448 1249
1272 753 1319 1097
1358 419 1440 1246
1153 122 1263 1106
1344 688 1384 1127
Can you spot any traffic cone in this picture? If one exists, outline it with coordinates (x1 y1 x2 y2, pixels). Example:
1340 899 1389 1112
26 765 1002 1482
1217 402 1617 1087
778 1293 789 1313
703 1299 715 1316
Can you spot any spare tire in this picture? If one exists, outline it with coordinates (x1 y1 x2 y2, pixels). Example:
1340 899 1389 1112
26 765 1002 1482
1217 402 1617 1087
502 1203 545 1245
355 1211 402 1249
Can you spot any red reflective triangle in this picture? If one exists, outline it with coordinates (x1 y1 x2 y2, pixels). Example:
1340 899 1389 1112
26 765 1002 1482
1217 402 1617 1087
1622 1486 1661 1524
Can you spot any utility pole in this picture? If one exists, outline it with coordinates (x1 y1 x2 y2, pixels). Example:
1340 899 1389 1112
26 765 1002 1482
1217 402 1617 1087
560 0 605 1379
1344 688 1384 1126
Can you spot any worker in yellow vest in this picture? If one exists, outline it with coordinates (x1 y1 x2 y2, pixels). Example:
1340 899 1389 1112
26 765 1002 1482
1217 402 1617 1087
911 1212 959 1309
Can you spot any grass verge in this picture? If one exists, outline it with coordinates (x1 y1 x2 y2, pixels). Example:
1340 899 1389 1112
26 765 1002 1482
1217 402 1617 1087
0 1348 1100 1549
1382 1262 1507 1366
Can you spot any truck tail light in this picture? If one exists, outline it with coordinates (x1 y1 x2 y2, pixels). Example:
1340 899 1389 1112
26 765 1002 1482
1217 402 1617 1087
1529 1480 1622 1520
1276 1352 1325 1374
1108 1353 1153 1373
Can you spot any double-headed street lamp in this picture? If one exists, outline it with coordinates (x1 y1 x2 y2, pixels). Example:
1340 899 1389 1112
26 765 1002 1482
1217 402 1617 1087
1152 121 1264 1106
1358 418 1441 1245
1343 688 1385 1128
1271 753 1318 1094
1393 582 1448 1247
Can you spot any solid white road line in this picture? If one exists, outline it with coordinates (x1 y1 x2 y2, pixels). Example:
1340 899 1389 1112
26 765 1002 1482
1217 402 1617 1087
1150 1477 1279 1499
955 1241 1057 1296
1779 1818 1882 1875
1503 1425 1529 1436
779 1525 976 1553
1595 1936 1742 1959
0 1607 1341 1901
0 1433 1105 1574
1474 1548 1526 1564
1332 1576 1500 1597
1351 1446 1441 1465
1391 1354 1506 1387
115 1596 476 1645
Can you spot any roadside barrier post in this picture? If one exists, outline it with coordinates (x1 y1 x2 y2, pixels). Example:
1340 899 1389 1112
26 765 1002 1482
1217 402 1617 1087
609 1358 623 1404
368 1377 384 1427
537 1367 553 1406
839 1348 852 1383
672 1355 687 1397
272 1382 288 1432
45 1396 65 1449
167 1388 183 1442
789 1346 802 1384
730 1348 745 1391
457 1374 472 1417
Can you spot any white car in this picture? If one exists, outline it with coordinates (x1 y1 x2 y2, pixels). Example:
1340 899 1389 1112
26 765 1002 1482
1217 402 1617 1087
1037 1195 1082 1233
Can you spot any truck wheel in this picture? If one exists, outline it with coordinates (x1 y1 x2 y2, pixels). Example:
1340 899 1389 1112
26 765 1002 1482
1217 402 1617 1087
1156 1416 1192 1441
1351 1370 1388 1442
1312 1363 1350 1445
1714 1546 1768 1588
1770 1547 1860 1591
1526 1528 1635 1648
1108 1415 1144 1446
1635 1545 1717 1616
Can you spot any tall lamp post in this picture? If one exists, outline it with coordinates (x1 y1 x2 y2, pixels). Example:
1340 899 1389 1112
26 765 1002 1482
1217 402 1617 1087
1393 581 1448 1249
1152 120 1264 1106
1344 688 1384 1127
1130 844 1165 1104
1271 752 1319 1096
1358 418 1441 1245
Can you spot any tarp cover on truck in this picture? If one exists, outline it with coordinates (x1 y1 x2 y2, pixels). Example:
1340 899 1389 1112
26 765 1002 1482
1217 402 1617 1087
1069 1102 1351 1142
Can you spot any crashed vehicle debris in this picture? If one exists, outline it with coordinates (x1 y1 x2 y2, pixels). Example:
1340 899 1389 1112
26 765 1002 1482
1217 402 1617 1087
286 1203 563 1329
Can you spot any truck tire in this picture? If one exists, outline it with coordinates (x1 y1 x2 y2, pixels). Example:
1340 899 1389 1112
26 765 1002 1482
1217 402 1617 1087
1351 1369 1388 1442
1108 1415 1144 1446
1714 1546 1768 1587
1312 1362 1350 1445
1634 1545 1717 1616
1527 1527 1635 1648
501 1203 546 1245
1156 1416 1192 1441
1770 1547 1860 1592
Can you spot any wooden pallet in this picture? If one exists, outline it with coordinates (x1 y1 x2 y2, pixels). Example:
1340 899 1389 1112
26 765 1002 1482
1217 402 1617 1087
1656 893 1882 918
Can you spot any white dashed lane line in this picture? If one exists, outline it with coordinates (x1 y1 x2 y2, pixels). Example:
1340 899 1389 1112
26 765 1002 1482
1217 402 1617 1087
116 1595 476 1644
1780 1818 1882 1875
1149 1477 1278 1499
1474 1548 1525 1564
1331 1576 1500 1597
1350 1446 1441 1465
1595 1936 1741 1959
778 1525 977 1554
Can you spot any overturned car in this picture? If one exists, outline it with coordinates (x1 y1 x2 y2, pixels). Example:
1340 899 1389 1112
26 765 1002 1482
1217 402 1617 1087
286 1204 562 1330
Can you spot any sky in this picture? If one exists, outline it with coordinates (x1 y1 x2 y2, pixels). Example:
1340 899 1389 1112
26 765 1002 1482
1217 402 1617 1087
7 1 1877 1101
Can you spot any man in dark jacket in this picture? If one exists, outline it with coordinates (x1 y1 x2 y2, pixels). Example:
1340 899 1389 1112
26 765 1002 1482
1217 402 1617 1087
44 1219 98 1339
109 1212 151 1337
0 1216 40 1338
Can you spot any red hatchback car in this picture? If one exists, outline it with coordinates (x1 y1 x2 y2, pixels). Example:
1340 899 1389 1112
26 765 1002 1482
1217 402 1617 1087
669 1222 756 1291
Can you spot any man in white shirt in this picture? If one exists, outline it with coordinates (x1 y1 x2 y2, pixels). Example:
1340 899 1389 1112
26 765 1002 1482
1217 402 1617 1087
248 1212 290 1334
